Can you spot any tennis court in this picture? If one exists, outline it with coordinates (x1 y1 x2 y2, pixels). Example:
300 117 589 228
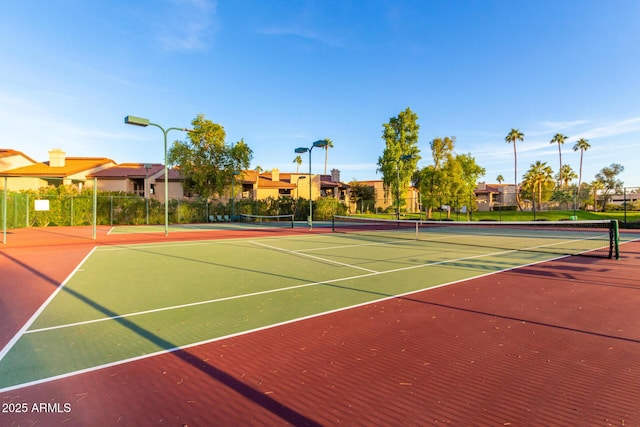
1 220 639 425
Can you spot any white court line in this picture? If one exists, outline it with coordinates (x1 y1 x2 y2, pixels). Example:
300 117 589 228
249 240 380 273
0 248 573 394
294 239 408 253
2 232 622 392
24 245 524 335
21 235 603 337
94 230 332 251
0 247 98 362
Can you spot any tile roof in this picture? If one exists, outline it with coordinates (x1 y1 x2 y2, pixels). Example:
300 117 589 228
88 163 164 179
0 149 38 163
0 157 115 177
154 168 184 181
257 177 296 189
239 170 296 188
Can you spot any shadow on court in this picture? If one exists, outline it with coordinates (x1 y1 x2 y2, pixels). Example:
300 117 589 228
0 250 322 426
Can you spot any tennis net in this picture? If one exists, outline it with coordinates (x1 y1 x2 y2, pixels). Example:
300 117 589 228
239 213 294 228
332 216 620 259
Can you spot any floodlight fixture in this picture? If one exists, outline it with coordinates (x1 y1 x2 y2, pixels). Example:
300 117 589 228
124 116 150 127
312 139 328 148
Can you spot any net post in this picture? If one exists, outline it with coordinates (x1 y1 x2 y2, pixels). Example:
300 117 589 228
290 214 294 229
415 221 418 240
611 220 619 260
332 215 335 232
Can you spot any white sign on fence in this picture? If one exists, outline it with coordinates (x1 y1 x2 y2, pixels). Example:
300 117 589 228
34 199 50 211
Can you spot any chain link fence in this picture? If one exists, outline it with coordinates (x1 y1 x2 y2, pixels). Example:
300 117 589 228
0 192 350 230
346 186 640 225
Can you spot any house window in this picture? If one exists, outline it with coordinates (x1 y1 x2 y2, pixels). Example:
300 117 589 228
133 179 145 197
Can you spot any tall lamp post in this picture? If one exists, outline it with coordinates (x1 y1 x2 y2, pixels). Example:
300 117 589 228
295 175 307 220
295 139 328 229
144 163 152 225
396 154 414 219
125 115 190 236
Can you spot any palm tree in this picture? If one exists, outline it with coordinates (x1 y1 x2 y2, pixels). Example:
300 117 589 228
322 138 334 175
505 129 524 210
496 175 504 184
293 155 302 173
572 138 591 190
523 161 554 207
557 164 578 189
550 133 568 186
590 179 605 212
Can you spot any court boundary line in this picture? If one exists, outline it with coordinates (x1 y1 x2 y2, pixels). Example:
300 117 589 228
249 240 380 273
4 236 635 393
0 247 98 362
24 244 539 335
0 249 574 394
6 232 623 340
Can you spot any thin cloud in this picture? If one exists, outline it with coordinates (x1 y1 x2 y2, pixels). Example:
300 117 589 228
578 116 640 140
259 25 346 48
539 119 588 131
157 0 218 51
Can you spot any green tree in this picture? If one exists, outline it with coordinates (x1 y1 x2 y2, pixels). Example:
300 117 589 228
414 165 442 218
505 129 524 210
322 138 334 175
415 136 454 218
550 133 568 186
456 153 486 215
588 180 605 212
168 114 253 200
349 181 376 213
522 161 554 207
413 137 484 219
594 163 624 211
556 164 578 189
572 138 591 191
377 107 421 211
496 175 504 184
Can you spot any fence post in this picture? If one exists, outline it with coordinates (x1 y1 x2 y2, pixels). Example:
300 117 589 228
14 193 18 229
92 177 97 239
2 177 6 244
623 187 627 226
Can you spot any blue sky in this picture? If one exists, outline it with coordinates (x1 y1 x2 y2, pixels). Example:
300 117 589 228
1 0 639 187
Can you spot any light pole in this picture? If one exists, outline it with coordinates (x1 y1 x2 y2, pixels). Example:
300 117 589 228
295 140 328 229
396 154 414 219
125 115 190 236
295 175 307 220
144 163 152 225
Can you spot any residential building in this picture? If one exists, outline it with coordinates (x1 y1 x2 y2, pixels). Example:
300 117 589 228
0 148 115 191
87 163 164 197
474 182 518 211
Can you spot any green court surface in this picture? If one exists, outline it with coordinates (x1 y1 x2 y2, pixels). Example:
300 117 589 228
0 228 634 391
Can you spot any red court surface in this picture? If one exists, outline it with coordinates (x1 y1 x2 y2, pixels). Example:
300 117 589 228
1 226 639 426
